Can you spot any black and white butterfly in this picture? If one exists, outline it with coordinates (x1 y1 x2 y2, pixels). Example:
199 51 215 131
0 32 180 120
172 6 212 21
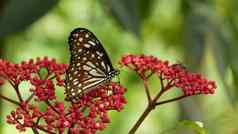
65 28 119 102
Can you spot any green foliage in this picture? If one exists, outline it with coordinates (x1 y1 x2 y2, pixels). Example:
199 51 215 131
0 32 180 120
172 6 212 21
161 120 208 134
178 120 208 134
100 0 142 37
0 0 58 37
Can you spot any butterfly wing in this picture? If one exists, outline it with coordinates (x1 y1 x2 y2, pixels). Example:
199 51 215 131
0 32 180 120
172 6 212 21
65 28 116 101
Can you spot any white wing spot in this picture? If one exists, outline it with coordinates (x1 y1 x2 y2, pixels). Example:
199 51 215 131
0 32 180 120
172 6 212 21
73 81 79 85
79 37 83 42
77 89 82 93
83 78 102 83
85 34 89 38
83 65 91 71
78 49 82 53
96 51 103 57
107 64 111 72
84 72 88 75
90 69 105 77
86 62 96 68
88 40 96 46
101 62 106 70
82 79 105 90
72 92 76 96
73 33 79 37
83 57 87 61
90 69 98 75
74 70 78 75
91 54 95 58
78 83 82 87
73 39 77 43
84 44 91 48
73 78 78 82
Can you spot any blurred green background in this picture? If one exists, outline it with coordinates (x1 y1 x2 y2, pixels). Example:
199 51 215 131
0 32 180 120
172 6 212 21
0 0 238 133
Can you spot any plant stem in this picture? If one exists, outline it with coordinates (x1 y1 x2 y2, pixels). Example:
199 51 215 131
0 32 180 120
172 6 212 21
31 127 40 134
0 94 20 106
143 79 151 102
128 76 187 134
45 100 59 114
128 77 166 134
128 105 153 134
9 81 23 102
35 125 56 134
128 91 163 134
155 95 187 106
26 93 35 103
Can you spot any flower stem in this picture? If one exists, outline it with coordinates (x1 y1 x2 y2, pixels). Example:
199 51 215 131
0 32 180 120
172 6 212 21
128 89 164 134
31 127 40 134
45 100 60 114
128 105 153 134
128 76 186 134
155 95 187 106
143 79 151 102
0 94 20 106
26 93 35 103
9 81 23 102
35 125 56 134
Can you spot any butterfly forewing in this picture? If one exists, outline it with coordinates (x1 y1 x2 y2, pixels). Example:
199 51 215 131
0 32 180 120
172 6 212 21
65 28 118 101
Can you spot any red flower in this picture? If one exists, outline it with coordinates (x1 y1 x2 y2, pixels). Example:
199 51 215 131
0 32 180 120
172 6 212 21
0 57 67 86
0 57 127 134
31 79 56 101
120 54 216 95
6 102 43 132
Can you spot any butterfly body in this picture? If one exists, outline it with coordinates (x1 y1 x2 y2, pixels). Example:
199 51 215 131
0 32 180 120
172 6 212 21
65 28 119 102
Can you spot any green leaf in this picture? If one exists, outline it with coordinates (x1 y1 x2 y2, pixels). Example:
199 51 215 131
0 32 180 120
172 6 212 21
0 0 58 37
232 69 238 99
160 120 208 134
38 68 48 80
136 0 154 19
183 7 209 70
211 24 230 78
100 0 154 38
179 120 208 134
229 44 238 76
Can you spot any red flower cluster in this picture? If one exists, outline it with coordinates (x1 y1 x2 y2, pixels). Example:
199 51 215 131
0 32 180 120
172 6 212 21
120 54 216 95
0 57 127 134
31 79 56 101
42 83 126 134
0 57 66 86
6 102 43 132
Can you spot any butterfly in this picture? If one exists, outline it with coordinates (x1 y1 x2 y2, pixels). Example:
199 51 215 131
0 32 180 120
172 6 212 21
65 28 119 102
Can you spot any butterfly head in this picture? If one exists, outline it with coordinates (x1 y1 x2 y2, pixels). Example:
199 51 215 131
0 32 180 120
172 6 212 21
107 69 120 81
